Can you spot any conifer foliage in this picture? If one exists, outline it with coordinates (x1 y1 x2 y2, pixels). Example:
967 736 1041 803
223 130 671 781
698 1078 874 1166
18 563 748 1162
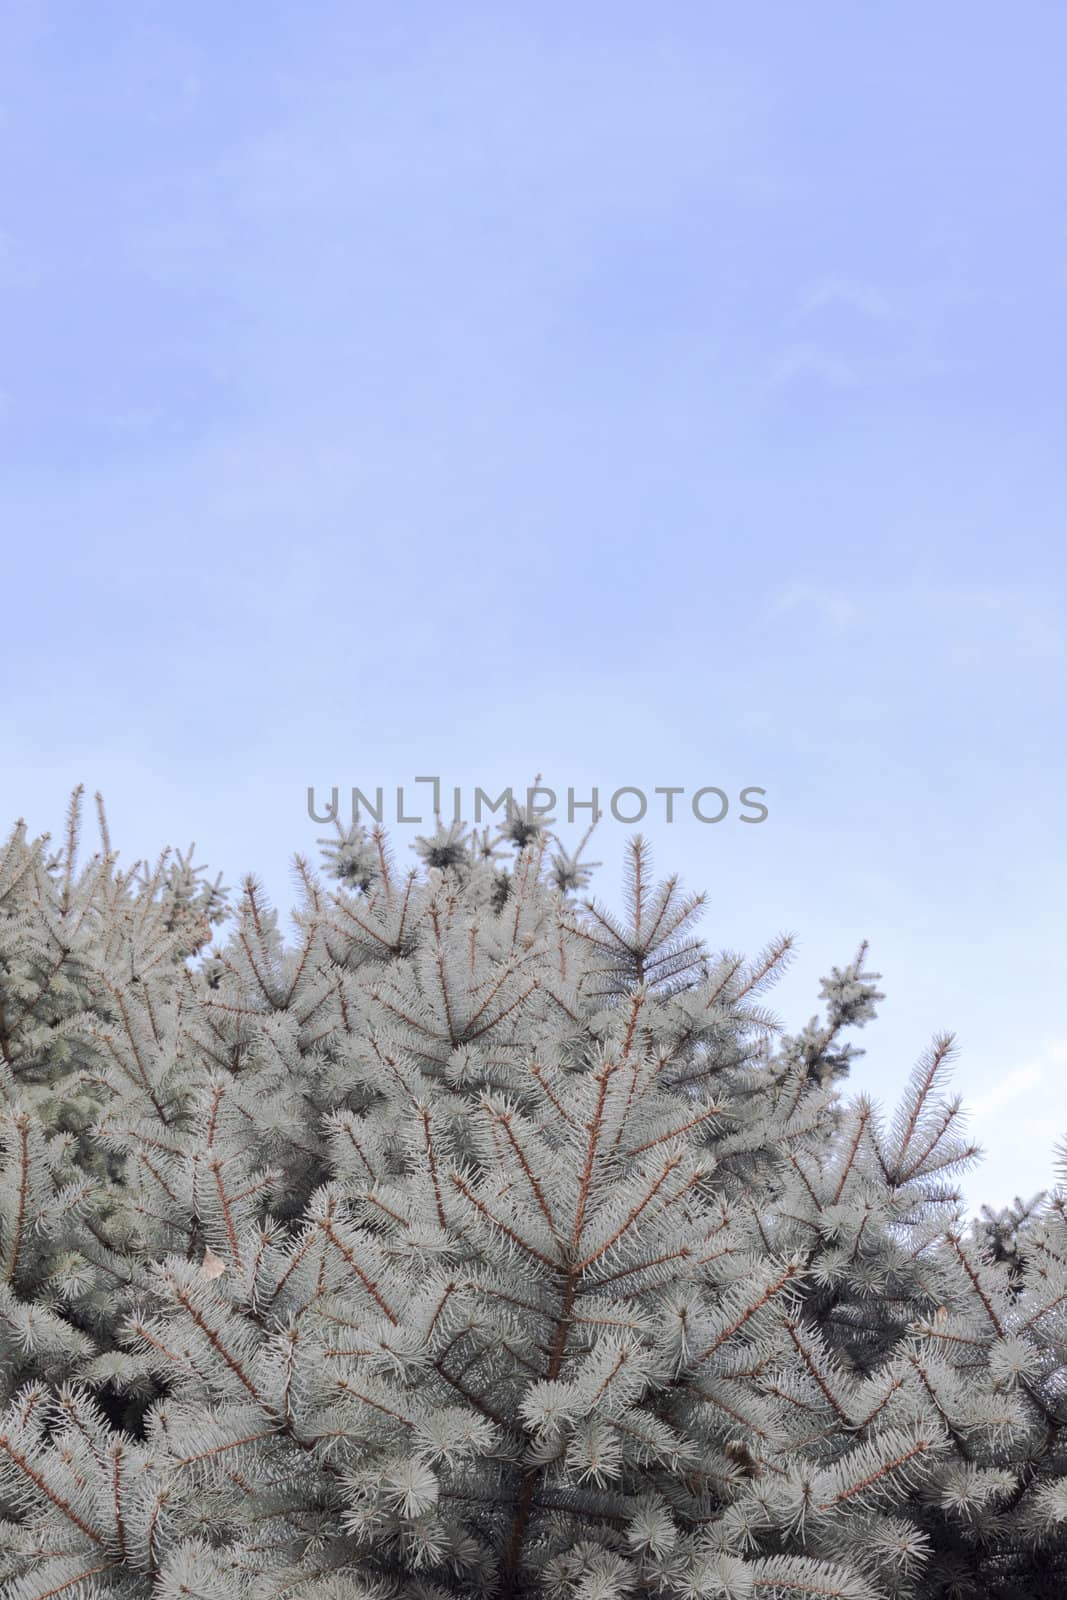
0 795 1065 1599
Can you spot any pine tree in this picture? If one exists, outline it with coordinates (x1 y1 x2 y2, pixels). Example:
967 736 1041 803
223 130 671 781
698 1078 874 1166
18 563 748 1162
0 798 1064 1599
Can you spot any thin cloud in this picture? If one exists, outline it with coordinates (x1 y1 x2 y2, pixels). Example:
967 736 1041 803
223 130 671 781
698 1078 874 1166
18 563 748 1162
926 588 1065 668
768 582 861 631
801 276 892 319
769 345 856 389
970 1042 1067 1120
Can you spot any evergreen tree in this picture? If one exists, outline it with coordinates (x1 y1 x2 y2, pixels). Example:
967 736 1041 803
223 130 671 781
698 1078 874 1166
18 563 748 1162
0 798 1064 1599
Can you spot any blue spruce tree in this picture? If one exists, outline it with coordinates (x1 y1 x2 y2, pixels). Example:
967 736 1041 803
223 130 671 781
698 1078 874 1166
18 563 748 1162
0 798 1064 1599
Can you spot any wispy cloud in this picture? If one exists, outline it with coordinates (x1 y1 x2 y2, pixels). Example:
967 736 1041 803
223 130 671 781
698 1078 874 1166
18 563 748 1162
767 582 861 631
925 587 1065 668
970 1061 1045 1118
970 1042 1067 1120
768 345 856 389
800 275 892 320
765 582 1063 667
965 1043 1067 1207
768 277 891 393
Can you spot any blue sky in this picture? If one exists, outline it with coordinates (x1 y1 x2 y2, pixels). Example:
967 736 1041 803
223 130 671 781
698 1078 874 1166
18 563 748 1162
2 3 1064 1207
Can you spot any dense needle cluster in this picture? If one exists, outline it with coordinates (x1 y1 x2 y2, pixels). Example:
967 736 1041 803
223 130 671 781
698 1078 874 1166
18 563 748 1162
0 790 1065 1600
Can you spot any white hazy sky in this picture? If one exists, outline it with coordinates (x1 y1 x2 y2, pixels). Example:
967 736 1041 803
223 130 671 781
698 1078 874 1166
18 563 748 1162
1 4 1064 1210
